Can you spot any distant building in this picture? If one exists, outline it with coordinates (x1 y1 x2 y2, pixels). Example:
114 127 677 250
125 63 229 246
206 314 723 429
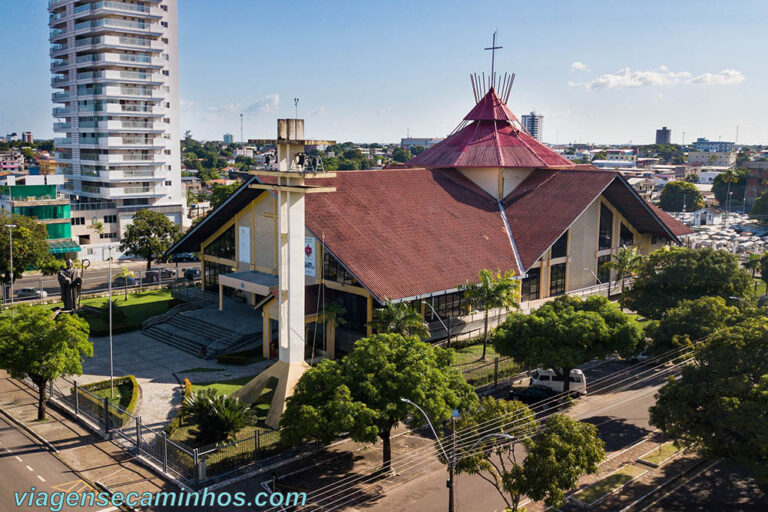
692 137 735 153
5 133 18 142
744 161 768 207
698 170 726 184
693 207 722 226
21 132 33 144
0 175 78 257
400 138 443 149
223 133 234 144
521 112 543 141
655 126 671 145
0 152 24 172
234 148 254 158
606 149 636 162
687 151 736 167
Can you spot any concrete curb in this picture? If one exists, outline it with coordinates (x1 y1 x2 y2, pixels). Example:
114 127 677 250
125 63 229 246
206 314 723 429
95 480 137 512
0 403 60 454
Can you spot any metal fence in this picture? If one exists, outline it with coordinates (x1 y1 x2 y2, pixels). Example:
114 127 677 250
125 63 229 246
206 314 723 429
21 375 292 487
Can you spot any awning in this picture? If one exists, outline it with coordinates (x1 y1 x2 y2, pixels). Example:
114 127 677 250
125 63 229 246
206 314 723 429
47 239 81 254
219 270 278 296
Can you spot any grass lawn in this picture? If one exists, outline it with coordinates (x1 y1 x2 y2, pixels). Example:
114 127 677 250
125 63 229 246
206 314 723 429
754 279 765 296
44 290 173 335
639 442 681 466
452 343 521 386
575 464 646 505
87 379 134 410
191 374 261 396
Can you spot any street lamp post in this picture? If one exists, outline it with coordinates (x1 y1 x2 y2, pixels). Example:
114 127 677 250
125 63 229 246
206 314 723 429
401 398 456 512
107 244 115 399
422 300 451 348
5 224 17 310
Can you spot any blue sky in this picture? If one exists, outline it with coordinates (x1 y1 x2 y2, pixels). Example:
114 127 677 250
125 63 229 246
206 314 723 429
2 0 767 144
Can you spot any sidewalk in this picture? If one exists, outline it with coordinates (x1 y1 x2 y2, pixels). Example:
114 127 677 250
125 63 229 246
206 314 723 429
0 372 176 503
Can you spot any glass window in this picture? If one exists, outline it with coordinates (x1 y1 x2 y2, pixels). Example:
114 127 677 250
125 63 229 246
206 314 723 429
323 251 359 286
551 231 568 259
597 255 611 284
599 204 613 250
427 291 469 319
550 263 566 296
203 261 234 293
203 225 235 260
620 223 634 246
521 268 540 302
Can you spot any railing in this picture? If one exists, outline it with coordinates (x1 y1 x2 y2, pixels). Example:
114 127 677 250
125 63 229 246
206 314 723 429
76 1 153 15
142 302 200 330
119 54 152 64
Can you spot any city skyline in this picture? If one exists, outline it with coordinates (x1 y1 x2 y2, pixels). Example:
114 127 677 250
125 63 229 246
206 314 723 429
2 0 767 144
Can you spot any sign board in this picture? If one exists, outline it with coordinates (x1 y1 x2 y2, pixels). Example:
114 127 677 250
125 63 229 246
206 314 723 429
305 236 317 277
238 226 251 263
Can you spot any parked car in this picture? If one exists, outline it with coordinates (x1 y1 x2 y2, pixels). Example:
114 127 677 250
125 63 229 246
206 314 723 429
183 268 201 280
143 268 175 283
113 275 136 287
15 288 48 299
529 368 587 395
170 252 199 263
508 385 559 405
159 268 176 278
630 350 650 364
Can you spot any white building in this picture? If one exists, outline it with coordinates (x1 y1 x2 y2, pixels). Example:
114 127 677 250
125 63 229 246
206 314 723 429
693 207 722 226
234 147 254 158
521 111 543 141
400 137 443 149
688 151 736 168
606 149 636 162
49 0 183 260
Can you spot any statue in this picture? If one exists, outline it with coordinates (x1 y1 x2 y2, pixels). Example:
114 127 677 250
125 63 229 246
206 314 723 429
57 259 83 311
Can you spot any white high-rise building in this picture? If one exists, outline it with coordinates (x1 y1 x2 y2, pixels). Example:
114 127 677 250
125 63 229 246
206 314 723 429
49 0 183 259
521 111 543 141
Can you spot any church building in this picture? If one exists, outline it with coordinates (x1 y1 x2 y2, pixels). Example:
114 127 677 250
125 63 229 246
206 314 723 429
167 86 692 360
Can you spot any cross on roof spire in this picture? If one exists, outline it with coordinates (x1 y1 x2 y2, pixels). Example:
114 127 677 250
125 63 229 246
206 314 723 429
484 30 503 82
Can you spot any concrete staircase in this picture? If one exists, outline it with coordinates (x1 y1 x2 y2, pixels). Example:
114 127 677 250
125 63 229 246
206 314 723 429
141 306 262 359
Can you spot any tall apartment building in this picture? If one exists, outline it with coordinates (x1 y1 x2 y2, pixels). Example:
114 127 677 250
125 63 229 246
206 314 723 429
521 111 543 141
692 137 735 153
655 126 671 145
49 0 183 261
223 133 234 144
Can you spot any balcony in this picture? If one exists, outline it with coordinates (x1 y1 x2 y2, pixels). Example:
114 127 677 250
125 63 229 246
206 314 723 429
74 18 162 36
74 1 162 19
53 122 71 131
48 0 67 8
74 52 163 69
51 59 68 70
49 28 67 41
79 169 159 180
52 91 69 102
79 153 163 164
51 75 68 87
52 107 70 117
54 138 72 146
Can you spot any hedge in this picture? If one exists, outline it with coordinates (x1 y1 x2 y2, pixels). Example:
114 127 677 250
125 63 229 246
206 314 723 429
78 375 140 428
165 378 194 436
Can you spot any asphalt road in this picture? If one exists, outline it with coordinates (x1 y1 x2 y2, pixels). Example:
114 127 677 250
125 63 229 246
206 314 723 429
5 261 200 305
0 416 109 512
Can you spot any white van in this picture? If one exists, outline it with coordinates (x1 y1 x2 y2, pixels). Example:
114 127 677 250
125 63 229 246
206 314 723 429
529 369 587 395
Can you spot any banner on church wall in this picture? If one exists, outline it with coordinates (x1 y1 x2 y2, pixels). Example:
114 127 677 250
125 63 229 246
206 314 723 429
305 236 317 277
239 226 251 263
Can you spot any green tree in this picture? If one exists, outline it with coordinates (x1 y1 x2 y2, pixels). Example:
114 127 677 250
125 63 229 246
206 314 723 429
209 182 241 210
452 397 538 511
119 209 180 270
0 212 59 295
650 323 768 491
623 247 752 319
182 388 254 445
461 269 521 360
371 300 429 339
318 301 346 350
601 245 643 308
745 253 761 278
644 296 741 354
750 192 768 220
392 147 412 163
712 168 746 209
659 181 705 212
494 295 641 392
520 415 605 508
280 334 476 471
115 265 135 301
0 306 91 420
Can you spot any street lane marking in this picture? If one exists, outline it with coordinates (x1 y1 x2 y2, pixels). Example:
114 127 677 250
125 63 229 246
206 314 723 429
52 480 94 493
26 465 34 472
36 475 45 482
14 455 22 461
96 507 119 512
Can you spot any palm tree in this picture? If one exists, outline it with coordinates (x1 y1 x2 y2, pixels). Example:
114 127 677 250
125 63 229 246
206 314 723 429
182 388 254 445
744 253 761 278
371 300 429 339
601 246 643 310
116 265 135 301
461 269 520 360
316 301 346 359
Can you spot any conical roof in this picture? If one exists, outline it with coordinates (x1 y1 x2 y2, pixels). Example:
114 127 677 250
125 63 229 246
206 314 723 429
408 88 574 169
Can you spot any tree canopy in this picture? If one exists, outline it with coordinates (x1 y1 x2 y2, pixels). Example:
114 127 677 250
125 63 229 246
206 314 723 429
494 295 641 391
644 296 742 354
462 269 520 360
750 192 768 220
280 333 476 470
650 322 768 491
0 306 91 420
0 212 61 289
119 209 180 270
712 168 746 208
209 182 241 210
659 181 705 212
371 300 429 339
623 247 752 319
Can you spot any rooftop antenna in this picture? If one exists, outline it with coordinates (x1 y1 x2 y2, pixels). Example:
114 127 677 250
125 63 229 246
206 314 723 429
484 30 502 90
240 113 244 146
294 98 299 119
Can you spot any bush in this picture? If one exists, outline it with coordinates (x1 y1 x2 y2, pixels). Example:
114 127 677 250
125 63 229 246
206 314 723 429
165 378 194 436
78 375 140 427
181 388 254 445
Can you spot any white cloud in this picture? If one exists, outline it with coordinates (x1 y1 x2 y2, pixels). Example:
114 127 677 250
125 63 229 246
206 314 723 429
308 106 327 117
206 102 241 113
570 67 745 90
244 94 280 114
570 61 589 72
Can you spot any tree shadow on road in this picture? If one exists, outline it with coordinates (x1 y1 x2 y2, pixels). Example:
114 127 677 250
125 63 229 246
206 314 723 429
580 415 653 452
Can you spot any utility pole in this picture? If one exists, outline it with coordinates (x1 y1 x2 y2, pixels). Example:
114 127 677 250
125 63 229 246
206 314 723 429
5 224 16 310
108 244 114 399
448 416 456 512
240 113 244 147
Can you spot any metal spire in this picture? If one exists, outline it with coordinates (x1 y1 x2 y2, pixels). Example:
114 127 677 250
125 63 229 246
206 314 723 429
484 30 503 85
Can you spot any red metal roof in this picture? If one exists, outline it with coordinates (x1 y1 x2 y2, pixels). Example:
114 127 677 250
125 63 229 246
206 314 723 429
464 87 519 122
408 88 575 169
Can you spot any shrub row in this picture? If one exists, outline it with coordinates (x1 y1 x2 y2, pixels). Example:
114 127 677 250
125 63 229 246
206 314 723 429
165 378 194 436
